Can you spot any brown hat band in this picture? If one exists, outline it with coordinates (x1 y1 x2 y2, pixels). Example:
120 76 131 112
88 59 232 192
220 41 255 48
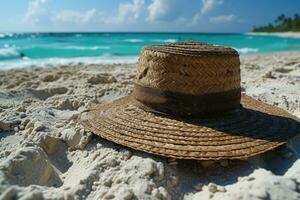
133 84 242 117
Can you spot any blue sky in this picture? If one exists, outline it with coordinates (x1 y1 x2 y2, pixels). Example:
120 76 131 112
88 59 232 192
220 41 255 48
0 0 299 33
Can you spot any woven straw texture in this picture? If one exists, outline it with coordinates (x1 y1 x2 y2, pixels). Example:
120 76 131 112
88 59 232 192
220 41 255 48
81 42 300 160
81 95 300 160
136 42 240 95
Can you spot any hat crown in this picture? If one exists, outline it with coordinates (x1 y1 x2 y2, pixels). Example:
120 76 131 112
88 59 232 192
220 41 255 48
136 42 240 95
134 42 242 116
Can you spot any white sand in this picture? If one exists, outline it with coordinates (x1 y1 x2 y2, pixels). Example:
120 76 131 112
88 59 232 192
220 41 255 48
0 52 300 200
247 32 300 38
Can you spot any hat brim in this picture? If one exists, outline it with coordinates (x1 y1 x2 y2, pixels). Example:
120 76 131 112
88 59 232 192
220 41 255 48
80 95 300 160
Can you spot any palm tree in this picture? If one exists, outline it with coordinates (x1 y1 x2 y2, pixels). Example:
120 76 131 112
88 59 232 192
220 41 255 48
275 14 286 24
253 13 300 32
292 14 300 31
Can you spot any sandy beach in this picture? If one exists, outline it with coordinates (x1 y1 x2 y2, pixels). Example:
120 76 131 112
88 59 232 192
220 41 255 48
0 52 300 200
247 32 300 38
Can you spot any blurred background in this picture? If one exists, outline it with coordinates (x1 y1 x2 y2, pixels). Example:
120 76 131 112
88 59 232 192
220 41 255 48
0 0 299 69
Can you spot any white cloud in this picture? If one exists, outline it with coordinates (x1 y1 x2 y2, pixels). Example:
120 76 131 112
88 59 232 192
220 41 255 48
200 0 223 15
209 14 237 23
192 0 223 24
53 9 97 24
106 0 145 25
146 0 185 23
24 0 49 24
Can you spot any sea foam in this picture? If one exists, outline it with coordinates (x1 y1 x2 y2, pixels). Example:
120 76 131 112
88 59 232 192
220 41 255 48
123 39 144 43
235 47 259 54
0 46 20 60
0 33 14 39
152 39 178 43
64 46 111 50
0 55 139 70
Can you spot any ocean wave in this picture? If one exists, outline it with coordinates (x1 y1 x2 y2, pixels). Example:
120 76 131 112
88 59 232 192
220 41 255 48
20 45 112 51
64 45 111 50
123 39 144 43
0 55 139 70
0 33 14 39
235 47 259 54
152 39 178 43
0 47 20 60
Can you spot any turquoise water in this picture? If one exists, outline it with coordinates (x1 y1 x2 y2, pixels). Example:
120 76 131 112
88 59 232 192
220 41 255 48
1 32 300 69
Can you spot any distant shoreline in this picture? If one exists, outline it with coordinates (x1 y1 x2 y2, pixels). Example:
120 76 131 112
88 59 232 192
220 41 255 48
247 32 300 38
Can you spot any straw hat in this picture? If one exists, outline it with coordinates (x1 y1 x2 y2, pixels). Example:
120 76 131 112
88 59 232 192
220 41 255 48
80 42 300 160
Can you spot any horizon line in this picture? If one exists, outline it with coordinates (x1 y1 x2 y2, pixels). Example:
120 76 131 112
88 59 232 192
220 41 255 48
1 31 247 34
